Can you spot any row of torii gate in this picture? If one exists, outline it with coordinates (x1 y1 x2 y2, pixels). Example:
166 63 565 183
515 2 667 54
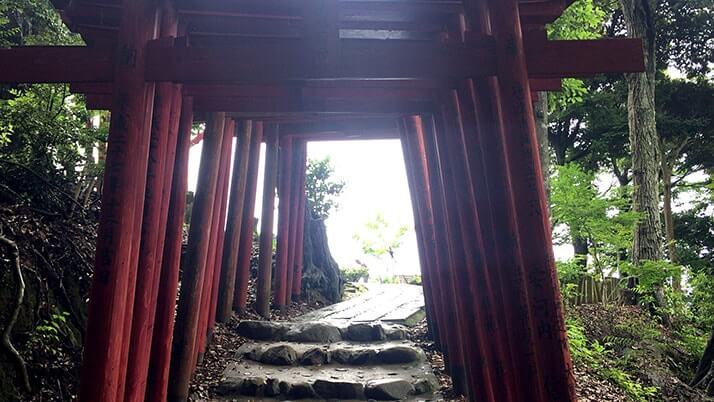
1 0 644 401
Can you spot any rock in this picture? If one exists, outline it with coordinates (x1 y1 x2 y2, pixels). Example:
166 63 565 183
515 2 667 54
259 344 298 365
278 381 292 396
236 320 286 340
313 379 365 399
331 348 376 365
384 325 408 340
239 376 266 396
376 346 421 364
264 378 281 396
413 377 437 394
213 378 243 396
285 322 342 343
331 348 352 364
287 382 316 398
345 323 386 341
365 379 415 400
300 347 330 365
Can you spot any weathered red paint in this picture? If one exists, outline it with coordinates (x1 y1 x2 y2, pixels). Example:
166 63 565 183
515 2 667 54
168 113 226 402
123 6 181 393
234 122 264 311
194 118 234 366
123 79 176 402
485 0 576 399
216 120 254 322
285 140 305 300
145 96 193 402
399 116 447 348
256 124 280 318
77 1 158 400
291 141 308 297
274 135 293 307
420 113 469 395
207 120 235 337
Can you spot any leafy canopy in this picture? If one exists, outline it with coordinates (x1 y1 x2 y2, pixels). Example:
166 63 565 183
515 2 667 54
304 156 345 219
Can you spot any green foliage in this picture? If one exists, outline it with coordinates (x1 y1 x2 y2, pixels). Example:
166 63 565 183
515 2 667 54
340 266 369 283
688 272 714 330
353 212 408 260
551 164 641 278
0 0 81 47
305 156 345 219
547 0 609 110
567 317 658 401
28 311 76 359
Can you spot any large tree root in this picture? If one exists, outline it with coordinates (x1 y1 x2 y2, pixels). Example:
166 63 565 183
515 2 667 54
691 326 714 395
0 233 31 393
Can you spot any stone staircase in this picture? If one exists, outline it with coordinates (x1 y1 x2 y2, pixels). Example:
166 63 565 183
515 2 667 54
212 320 440 401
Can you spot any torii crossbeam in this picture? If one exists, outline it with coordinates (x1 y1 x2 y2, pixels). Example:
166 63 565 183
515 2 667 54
0 0 644 401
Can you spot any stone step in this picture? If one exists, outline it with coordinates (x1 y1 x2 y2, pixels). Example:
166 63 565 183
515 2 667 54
236 320 407 343
214 359 439 400
236 340 425 366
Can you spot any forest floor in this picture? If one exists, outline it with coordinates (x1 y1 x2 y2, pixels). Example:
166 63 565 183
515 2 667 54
567 304 710 401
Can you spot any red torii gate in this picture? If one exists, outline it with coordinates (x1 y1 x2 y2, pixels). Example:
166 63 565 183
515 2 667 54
0 0 644 401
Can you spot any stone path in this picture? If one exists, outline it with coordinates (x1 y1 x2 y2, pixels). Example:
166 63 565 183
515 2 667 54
298 284 425 326
212 286 438 401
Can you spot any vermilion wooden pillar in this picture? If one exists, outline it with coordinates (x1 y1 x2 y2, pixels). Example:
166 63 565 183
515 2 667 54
217 121 253 322
116 74 156 402
424 112 472 396
286 140 306 299
275 135 293 307
168 113 226 402
399 116 443 347
208 120 237 332
234 122 264 311
291 141 308 297
145 96 193 402
414 115 455 355
256 124 280 318
457 4 529 399
78 0 158 401
195 118 234 365
485 0 576 399
444 91 513 401
123 8 181 400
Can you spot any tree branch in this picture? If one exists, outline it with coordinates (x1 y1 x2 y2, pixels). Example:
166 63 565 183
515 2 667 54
0 233 31 393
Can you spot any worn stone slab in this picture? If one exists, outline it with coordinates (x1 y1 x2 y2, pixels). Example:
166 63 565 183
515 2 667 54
218 359 438 399
235 340 425 366
297 284 425 326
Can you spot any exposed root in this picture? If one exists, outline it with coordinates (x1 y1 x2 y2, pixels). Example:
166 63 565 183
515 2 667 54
0 232 32 393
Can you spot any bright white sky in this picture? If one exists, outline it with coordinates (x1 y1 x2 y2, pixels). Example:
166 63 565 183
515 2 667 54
187 138 574 277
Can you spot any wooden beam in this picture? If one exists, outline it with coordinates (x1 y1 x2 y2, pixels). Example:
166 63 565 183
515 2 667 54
0 46 114 83
1 38 643 84
144 37 497 82
526 38 645 78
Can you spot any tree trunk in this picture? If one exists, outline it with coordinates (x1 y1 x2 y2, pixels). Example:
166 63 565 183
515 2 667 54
620 0 662 267
301 202 343 304
661 161 681 291
573 237 589 268
534 92 551 200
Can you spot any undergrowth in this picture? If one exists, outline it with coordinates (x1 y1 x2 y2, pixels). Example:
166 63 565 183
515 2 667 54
568 316 657 401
